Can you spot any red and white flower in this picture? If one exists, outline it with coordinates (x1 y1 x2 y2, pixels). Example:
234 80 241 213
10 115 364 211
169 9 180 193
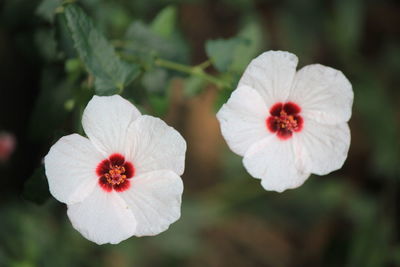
45 95 186 244
217 51 353 192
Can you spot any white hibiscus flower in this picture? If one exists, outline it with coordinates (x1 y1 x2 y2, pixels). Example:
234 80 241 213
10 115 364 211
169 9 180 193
45 95 186 244
217 51 353 192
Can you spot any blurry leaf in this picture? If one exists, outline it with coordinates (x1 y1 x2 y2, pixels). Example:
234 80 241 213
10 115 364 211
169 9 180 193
347 197 392 267
206 21 264 74
0 202 96 266
392 246 400 265
35 29 58 62
151 6 177 38
257 178 349 227
206 37 247 73
124 21 189 64
36 0 62 22
382 43 400 75
328 0 363 56
63 4 140 95
90 2 132 38
221 0 255 10
28 68 73 142
277 4 322 59
214 87 233 111
147 93 169 117
22 166 50 205
230 21 264 73
146 78 171 116
54 12 76 58
356 76 400 177
149 199 213 257
65 58 85 83
141 67 168 93
184 75 205 97
64 99 75 111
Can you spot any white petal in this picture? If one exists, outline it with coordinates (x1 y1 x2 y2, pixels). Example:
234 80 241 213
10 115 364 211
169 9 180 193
124 115 186 176
119 170 183 236
296 120 350 175
67 187 137 245
243 136 311 192
289 64 353 124
217 85 270 156
238 51 298 107
44 134 103 204
82 95 141 156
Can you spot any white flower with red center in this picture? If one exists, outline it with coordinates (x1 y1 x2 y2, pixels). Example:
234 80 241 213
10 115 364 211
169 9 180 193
44 95 186 244
217 51 353 192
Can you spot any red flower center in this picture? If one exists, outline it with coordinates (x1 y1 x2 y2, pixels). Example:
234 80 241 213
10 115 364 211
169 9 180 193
266 102 303 140
96 153 135 192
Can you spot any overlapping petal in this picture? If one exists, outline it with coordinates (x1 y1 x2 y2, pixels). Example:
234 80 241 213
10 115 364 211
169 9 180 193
124 115 186 176
238 51 298 107
44 134 103 204
295 120 350 175
119 170 183 236
289 64 353 125
243 136 311 192
67 187 137 245
82 95 141 156
217 85 270 156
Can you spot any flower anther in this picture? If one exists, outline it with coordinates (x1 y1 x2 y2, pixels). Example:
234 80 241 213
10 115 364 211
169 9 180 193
266 102 303 140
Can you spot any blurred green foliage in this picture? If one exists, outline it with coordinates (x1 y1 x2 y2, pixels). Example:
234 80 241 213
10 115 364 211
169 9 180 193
63 4 140 95
0 0 399 266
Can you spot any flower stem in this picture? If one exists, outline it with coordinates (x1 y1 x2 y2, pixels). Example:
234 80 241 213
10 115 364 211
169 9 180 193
195 59 212 70
154 58 231 89
118 48 231 89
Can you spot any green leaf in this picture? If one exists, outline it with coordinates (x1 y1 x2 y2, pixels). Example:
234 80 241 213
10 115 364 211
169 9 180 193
65 58 85 82
206 22 264 74
36 0 62 22
141 67 168 93
28 68 73 143
90 2 132 38
151 6 177 38
230 21 264 73
184 75 205 97
214 87 233 111
328 0 363 56
148 93 169 117
206 37 247 73
125 21 189 64
63 4 140 95
22 166 50 205
35 29 58 62
54 12 76 58
347 196 392 267
356 76 400 177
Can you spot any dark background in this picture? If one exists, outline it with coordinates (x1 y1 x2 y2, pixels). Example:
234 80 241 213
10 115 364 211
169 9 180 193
0 0 399 266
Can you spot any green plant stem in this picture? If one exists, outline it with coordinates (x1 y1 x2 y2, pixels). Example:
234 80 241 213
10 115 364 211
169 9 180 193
115 40 228 89
119 50 231 89
154 58 230 89
195 59 212 70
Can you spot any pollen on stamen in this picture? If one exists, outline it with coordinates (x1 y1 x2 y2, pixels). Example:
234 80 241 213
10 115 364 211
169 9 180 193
96 153 135 193
266 102 304 140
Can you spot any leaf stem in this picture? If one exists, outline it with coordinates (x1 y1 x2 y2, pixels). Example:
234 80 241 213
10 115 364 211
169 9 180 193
195 59 212 70
154 58 230 89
